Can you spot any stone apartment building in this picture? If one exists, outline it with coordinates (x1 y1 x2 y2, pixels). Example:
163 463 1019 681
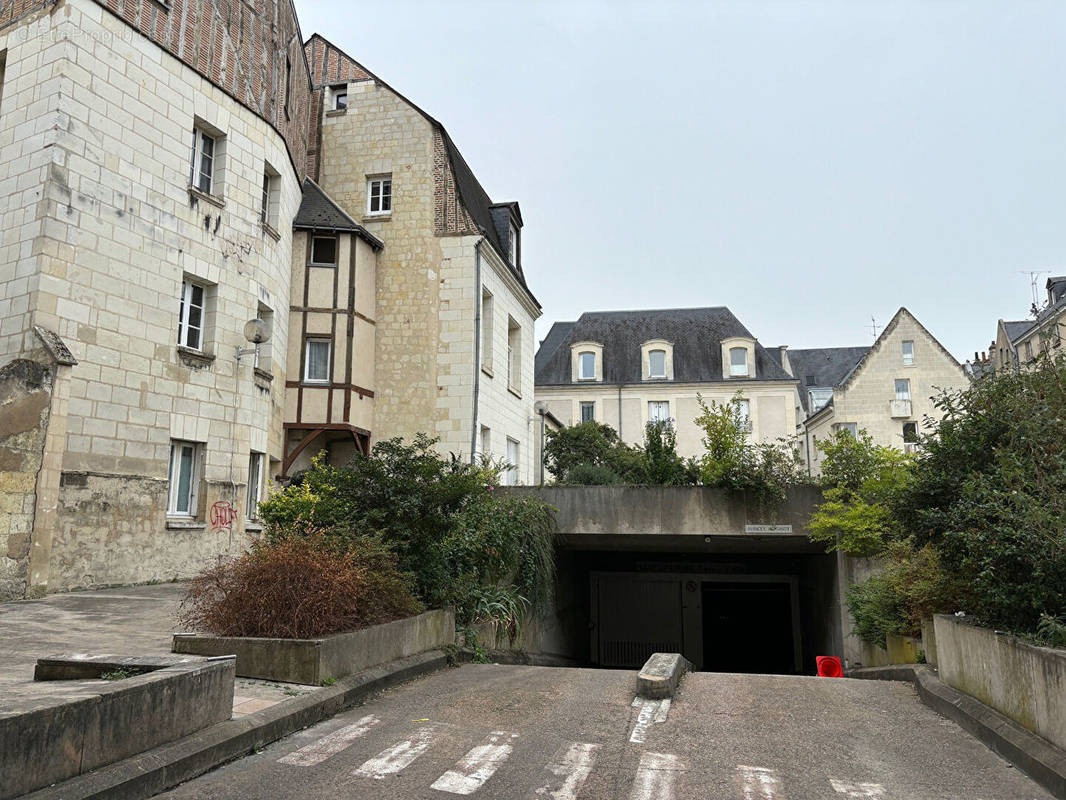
533 307 799 461
988 276 1066 374
0 4 540 598
303 35 542 484
790 308 969 476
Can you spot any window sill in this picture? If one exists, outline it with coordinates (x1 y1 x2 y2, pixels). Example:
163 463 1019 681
644 376 670 382
325 109 347 117
363 213 392 223
245 521 263 533
575 377 600 383
177 346 216 369
261 221 281 241
481 365 494 379
302 380 330 387
253 367 274 383
166 518 205 531
307 262 338 268
508 385 522 400
187 185 225 209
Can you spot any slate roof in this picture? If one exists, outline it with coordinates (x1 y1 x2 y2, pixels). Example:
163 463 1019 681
533 308 796 386
293 178 384 251
535 321 575 374
786 347 869 413
1003 320 1035 344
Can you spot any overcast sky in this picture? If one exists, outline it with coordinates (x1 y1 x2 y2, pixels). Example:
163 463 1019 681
296 0 1066 361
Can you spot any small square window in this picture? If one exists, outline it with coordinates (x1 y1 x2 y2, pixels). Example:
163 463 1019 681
903 422 919 444
311 236 337 266
178 279 205 350
902 340 915 365
648 349 666 378
304 338 332 383
367 177 392 215
334 91 347 111
579 352 595 380
168 440 201 516
580 402 595 423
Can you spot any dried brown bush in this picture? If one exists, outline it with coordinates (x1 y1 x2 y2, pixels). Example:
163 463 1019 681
178 532 423 639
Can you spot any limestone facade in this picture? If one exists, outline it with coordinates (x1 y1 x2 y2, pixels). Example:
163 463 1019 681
305 35 540 484
798 308 969 476
989 277 1066 374
0 0 309 597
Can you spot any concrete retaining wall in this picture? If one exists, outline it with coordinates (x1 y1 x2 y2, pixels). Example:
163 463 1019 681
173 609 455 685
935 614 1066 751
0 655 234 800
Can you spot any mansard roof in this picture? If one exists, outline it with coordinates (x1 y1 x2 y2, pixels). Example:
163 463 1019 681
293 178 384 251
534 307 795 387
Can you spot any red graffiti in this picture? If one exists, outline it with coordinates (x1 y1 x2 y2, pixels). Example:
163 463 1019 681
210 500 239 531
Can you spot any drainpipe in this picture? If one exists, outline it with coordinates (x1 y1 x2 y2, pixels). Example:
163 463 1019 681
469 238 484 464
804 425 812 478
617 384 623 440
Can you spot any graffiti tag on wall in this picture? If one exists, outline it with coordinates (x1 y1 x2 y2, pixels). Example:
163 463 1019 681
210 500 239 532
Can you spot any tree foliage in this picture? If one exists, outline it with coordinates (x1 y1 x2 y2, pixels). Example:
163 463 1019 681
543 420 697 486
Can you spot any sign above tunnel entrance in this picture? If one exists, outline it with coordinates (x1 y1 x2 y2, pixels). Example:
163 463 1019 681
744 524 794 534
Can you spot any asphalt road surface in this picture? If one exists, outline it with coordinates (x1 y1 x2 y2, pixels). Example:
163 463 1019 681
157 664 1053 800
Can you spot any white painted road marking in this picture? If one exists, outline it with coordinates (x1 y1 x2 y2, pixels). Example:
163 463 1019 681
431 730 519 795
277 715 380 766
355 723 440 779
830 779 886 798
532 741 600 799
628 752 684 800
737 765 782 799
630 698 671 743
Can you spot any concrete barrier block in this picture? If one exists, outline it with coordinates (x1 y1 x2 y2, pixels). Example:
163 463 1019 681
637 652 691 699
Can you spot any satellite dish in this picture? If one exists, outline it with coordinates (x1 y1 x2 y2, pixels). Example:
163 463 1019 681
243 318 271 345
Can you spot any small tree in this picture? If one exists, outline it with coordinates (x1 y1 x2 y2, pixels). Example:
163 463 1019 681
807 430 911 556
642 419 699 486
543 421 645 484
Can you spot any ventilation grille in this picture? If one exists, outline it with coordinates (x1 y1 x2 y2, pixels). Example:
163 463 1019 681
600 640 681 668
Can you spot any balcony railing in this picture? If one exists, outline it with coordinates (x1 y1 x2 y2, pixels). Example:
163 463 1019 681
890 399 912 419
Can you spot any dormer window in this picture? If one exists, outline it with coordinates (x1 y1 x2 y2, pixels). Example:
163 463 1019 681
649 350 666 378
579 352 595 380
730 347 749 377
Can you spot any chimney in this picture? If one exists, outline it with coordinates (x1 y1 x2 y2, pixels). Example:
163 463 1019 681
777 345 791 375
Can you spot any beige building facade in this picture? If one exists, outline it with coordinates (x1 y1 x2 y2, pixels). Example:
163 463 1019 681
988 277 1066 374
791 308 969 476
534 308 799 463
305 36 541 484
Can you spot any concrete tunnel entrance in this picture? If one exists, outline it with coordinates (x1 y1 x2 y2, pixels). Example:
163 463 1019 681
545 549 842 675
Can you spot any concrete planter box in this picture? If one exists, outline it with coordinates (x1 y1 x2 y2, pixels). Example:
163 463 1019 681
0 654 234 800
935 614 1066 751
173 609 455 685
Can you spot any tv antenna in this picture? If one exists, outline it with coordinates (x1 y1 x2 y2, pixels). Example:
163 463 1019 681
1019 270 1051 312
868 316 880 340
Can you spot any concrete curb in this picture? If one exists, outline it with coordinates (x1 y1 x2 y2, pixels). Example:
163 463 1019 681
849 664 1066 799
22 649 453 800
636 653 691 699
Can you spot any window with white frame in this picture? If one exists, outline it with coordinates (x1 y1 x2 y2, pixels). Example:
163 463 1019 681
508 222 517 265
507 316 521 391
168 440 201 516
261 164 280 229
838 422 858 437
480 426 491 462
1025 340 1033 361
729 347 749 377
310 235 337 266
579 352 596 380
902 340 915 365
580 401 595 423
246 452 264 520
367 176 392 215
648 349 666 378
648 400 669 422
304 338 332 383
481 288 494 372
190 128 217 195
735 398 751 431
503 438 519 486
178 279 206 350
895 379 911 401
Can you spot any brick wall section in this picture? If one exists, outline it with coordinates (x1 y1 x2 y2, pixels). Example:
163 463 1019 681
433 129 479 237
0 0 316 178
